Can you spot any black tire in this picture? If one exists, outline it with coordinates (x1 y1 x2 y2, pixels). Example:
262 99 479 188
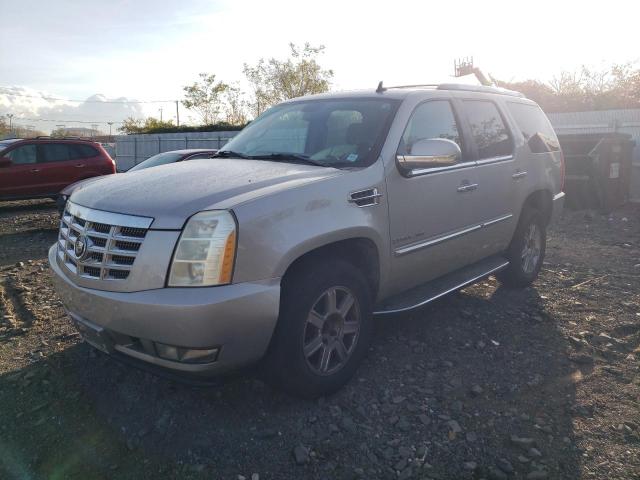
263 259 373 399
498 208 547 288
56 196 67 216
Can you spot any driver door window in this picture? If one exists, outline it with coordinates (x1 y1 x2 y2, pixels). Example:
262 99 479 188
398 101 462 158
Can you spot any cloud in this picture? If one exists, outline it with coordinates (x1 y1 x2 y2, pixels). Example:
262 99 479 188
0 86 147 133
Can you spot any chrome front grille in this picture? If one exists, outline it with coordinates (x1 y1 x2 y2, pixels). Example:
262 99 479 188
57 201 153 282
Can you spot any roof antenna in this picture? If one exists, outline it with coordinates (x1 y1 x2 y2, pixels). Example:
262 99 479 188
376 81 386 93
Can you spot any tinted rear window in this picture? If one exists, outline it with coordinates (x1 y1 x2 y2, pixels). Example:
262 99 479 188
39 143 70 162
69 144 99 159
507 102 560 153
463 100 513 159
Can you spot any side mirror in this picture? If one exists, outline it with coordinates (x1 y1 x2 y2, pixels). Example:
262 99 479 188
0 157 11 168
397 138 461 176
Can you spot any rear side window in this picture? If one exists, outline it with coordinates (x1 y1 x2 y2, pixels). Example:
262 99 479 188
507 102 560 153
6 144 37 164
463 100 513 159
39 144 70 163
398 100 462 157
69 144 99 159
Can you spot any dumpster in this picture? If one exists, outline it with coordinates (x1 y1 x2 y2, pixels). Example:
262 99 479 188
557 133 635 212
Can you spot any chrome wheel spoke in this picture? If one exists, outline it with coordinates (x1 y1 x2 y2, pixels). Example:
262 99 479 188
307 310 325 330
342 320 359 336
334 340 348 360
304 335 323 357
338 292 355 317
325 288 338 314
319 345 332 372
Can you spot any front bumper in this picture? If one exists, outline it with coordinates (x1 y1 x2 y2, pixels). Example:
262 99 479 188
551 192 565 223
49 245 281 377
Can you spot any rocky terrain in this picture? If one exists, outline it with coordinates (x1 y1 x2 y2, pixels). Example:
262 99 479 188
1 199 639 480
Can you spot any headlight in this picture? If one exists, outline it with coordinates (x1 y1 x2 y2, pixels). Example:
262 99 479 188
168 210 237 287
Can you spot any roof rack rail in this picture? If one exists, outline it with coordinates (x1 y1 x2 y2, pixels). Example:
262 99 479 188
34 135 96 141
436 83 524 97
385 84 440 90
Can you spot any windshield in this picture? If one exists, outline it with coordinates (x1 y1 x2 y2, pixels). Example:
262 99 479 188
220 98 400 168
129 151 184 171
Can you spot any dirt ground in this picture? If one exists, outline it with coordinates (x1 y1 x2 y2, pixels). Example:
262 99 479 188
0 199 638 480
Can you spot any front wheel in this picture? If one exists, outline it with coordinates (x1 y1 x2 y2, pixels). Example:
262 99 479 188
498 208 547 288
263 260 373 398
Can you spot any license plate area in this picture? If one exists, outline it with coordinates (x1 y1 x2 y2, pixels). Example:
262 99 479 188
71 315 112 354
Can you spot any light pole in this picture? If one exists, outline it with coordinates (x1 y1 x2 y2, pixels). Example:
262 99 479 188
159 107 163 122
107 122 113 140
91 124 98 139
6 114 14 135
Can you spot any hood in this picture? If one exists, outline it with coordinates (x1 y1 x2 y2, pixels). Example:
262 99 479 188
70 158 343 229
61 174 112 196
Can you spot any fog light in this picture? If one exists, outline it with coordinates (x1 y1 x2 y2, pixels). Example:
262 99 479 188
154 342 219 364
155 343 179 361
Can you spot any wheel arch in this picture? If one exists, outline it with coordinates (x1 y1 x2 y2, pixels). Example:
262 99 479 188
280 236 381 300
521 189 553 225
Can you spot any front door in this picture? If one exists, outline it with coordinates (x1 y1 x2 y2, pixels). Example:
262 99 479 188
0 144 40 197
385 99 486 295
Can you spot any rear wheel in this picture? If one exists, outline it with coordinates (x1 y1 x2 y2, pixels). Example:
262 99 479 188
263 259 373 398
498 208 546 288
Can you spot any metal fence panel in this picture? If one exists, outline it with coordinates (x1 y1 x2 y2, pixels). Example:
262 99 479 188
114 131 239 170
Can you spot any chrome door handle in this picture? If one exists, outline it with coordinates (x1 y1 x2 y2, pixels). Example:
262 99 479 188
30 168 40 173
512 171 527 179
457 182 478 193
74 164 85 168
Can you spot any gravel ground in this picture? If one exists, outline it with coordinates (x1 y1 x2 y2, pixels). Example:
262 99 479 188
0 199 639 480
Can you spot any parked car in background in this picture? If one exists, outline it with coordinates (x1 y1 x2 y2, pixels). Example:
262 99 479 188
49 84 564 398
0 137 115 203
57 149 218 214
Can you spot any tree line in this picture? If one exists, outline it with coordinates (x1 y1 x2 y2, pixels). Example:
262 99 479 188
119 42 333 134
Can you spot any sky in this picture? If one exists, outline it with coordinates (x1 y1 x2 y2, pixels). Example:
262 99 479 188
1 0 639 133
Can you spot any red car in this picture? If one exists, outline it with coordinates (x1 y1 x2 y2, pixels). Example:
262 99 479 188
0 137 115 202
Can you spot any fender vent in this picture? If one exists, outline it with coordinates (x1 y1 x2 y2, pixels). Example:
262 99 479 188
349 187 382 207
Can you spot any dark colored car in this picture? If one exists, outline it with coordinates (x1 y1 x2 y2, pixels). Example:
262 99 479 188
0 137 116 202
57 149 218 214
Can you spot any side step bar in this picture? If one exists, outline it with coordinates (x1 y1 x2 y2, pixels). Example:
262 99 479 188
374 255 509 315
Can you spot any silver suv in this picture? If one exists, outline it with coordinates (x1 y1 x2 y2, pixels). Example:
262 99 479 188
49 83 565 397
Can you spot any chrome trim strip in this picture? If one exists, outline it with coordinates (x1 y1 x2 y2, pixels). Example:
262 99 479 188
482 213 513 227
408 159 476 176
395 224 482 256
348 187 383 207
394 213 513 256
475 155 514 166
66 201 153 229
374 260 509 315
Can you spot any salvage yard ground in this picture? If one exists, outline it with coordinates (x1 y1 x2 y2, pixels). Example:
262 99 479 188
0 200 639 480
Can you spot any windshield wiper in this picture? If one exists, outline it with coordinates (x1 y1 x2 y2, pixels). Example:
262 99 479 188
247 153 328 168
212 150 250 159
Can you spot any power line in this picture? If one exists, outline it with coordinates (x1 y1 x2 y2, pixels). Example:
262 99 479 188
0 88 177 104
12 117 124 124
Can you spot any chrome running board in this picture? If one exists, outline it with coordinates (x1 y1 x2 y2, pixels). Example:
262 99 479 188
374 255 509 315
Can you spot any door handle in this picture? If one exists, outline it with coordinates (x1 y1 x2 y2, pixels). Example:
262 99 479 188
512 170 527 179
30 168 40 173
457 182 478 193
74 164 85 168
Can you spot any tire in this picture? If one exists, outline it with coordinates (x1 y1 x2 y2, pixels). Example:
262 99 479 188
498 208 547 288
263 259 373 399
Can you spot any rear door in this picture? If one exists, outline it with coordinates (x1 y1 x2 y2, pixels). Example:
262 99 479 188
0 144 40 197
37 142 88 193
456 96 518 255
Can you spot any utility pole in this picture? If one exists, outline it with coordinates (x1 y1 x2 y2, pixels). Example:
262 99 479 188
91 124 98 139
107 122 114 140
159 107 163 122
6 114 14 134
175 100 180 127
